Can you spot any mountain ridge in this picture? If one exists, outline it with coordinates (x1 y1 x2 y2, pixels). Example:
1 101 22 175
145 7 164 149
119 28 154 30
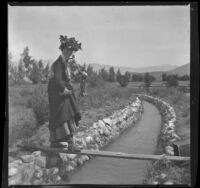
87 63 178 74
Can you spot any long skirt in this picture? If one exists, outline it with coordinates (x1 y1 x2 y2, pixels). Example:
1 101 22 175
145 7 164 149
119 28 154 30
48 78 81 144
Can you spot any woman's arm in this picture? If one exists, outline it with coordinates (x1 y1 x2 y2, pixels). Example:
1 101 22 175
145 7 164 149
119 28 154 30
53 62 66 92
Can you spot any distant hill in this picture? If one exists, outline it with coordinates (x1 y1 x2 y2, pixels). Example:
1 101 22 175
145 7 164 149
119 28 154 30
44 59 189 80
167 63 190 76
88 63 177 74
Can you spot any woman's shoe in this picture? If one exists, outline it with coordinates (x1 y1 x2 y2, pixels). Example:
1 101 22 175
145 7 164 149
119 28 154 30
68 143 81 152
51 142 66 149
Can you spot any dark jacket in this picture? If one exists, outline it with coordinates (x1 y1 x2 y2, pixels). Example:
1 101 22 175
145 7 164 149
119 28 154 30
48 55 81 131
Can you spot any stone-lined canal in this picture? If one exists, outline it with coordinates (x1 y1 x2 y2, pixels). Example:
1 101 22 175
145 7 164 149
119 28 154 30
67 101 161 184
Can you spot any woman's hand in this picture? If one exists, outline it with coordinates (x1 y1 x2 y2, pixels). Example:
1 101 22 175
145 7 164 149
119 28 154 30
60 87 72 95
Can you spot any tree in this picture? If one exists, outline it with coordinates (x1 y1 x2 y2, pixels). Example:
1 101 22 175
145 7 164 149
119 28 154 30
124 71 131 82
38 59 44 70
116 69 121 82
162 73 167 81
21 46 34 68
178 74 190 81
109 66 115 82
150 75 156 82
144 72 153 89
18 58 26 80
166 75 179 87
20 46 35 79
86 65 94 78
30 62 42 84
118 75 129 87
132 73 143 82
43 63 51 82
99 67 109 81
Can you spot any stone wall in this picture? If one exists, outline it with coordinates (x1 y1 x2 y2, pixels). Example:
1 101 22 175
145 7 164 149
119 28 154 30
137 94 181 156
9 97 143 185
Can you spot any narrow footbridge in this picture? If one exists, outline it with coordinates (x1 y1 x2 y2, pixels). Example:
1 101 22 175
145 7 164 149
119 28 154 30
18 144 190 162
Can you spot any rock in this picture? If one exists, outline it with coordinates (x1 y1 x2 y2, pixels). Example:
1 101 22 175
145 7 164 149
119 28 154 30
35 156 46 168
67 154 77 160
103 128 110 136
71 160 78 168
60 142 68 147
9 175 21 185
32 151 42 157
32 179 42 185
92 122 98 128
103 118 111 125
34 165 41 171
55 175 62 182
76 158 83 166
99 129 104 135
59 153 68 162
34 169 43 179
98 120 106 129
9 167 18 177
19 163 35 184
66 165 74 172
152 181 159 185
9 160 23 168
167 150 174 156
81 155 89 162
165 146 174 152
9 156 16 163
20 155 35 163
164 180 174 185
169 138 177 144
160 173 167 179
50 167 59 175
165 145 174 155
85 136 93 144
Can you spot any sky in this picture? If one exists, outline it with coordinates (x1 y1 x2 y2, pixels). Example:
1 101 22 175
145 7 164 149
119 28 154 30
8 5 190 68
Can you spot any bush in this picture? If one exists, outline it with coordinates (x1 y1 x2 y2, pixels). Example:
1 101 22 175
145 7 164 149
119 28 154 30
29 85 49 125
9 107 37 145
144 72 155 88
118 75 129 87
88 74 105 88
166 75 179 87
19 88 33 97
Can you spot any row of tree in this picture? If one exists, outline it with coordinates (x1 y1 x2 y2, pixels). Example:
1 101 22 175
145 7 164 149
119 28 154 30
8 46 190 87
8 47 51 85
162 73 190 82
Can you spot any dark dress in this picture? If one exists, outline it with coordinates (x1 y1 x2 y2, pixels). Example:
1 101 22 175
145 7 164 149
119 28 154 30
48 55 81 142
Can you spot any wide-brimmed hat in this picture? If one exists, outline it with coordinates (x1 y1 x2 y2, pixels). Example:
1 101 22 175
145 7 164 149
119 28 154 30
59 35 82 52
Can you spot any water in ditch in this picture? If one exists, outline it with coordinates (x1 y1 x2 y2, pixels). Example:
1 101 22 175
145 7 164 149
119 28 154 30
67 101 161 184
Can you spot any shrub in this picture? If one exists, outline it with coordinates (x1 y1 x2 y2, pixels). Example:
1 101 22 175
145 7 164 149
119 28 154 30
118 75 129 87
88 74 105 88
144 72 155 88
9 107 37 145
29 85 49 125
166 75 179 87
19 88 33 97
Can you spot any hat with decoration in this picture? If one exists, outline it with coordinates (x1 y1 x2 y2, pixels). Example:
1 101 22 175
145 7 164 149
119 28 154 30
59 35 82 52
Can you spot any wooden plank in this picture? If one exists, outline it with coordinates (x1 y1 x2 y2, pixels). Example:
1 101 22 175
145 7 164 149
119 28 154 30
17 145 190 162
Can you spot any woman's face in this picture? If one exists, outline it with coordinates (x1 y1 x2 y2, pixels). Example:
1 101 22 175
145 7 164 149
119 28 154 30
62 48 73 60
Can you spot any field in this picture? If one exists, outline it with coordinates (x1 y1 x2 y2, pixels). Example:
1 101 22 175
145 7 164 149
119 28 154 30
8 81 190 184
9 81 190 146
9 81 139 148
143 86 190 185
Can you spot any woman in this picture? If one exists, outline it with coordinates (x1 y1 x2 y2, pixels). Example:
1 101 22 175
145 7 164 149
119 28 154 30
48 35 87 152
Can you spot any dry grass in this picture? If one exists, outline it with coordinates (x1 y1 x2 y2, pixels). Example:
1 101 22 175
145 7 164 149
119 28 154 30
143 87 190 185
8 82 137 148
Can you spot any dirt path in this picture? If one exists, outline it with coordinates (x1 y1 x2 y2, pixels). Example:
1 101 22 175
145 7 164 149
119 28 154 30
68 101 161 184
